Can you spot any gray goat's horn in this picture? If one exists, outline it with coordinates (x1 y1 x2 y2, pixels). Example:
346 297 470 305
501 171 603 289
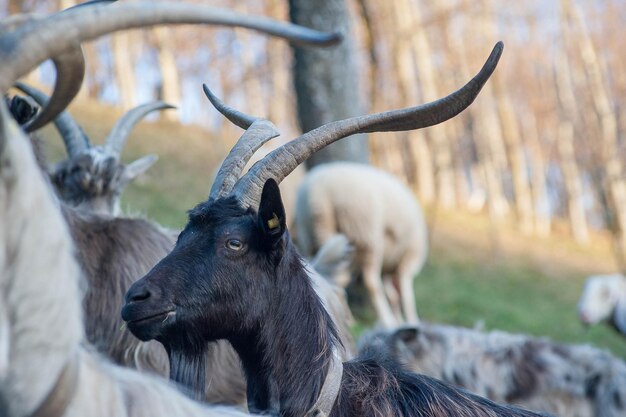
3 1 120 130
1 14 85 132
61 0 118 13
104 101 175 156
0 1 342 95
204 84 280 200
14 82 89 156
24 48 85 132
231 42 505 209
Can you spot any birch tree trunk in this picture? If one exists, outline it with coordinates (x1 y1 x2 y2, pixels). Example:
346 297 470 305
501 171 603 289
406 0 456 209
112 32 137 111
562 0 625 260
153 27 181 120
554 46 589 244
289 0 369 167
524 110 551 237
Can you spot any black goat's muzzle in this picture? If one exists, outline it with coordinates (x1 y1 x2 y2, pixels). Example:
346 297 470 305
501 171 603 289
122 279 175 341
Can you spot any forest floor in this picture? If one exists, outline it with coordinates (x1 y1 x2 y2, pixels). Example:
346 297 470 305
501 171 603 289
39 97 625 357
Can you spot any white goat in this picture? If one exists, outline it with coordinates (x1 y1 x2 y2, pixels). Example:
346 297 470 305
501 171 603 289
360 322 626 417
0 101 250 417
577 273 626 336
295 162 428 327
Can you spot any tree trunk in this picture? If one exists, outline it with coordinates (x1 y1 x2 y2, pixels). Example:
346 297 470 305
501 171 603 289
289 0 369 167
524 111 551 237
403 0 456 208
153 27 181 120
264 0 290 130
112 32 137 111
571 2 626 260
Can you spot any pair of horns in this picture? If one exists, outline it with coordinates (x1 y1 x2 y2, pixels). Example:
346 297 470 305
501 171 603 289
14 82 173 157
0 1 341 131
208 42 504 210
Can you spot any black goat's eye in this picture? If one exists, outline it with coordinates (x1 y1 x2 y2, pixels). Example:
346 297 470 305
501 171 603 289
226 239 243 251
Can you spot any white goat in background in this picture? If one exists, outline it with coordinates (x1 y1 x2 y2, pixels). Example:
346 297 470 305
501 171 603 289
577 273 626 337
295 162 428 327
0 101 251 417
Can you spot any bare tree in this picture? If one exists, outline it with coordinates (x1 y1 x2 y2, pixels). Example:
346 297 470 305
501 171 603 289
153 27 181 120
288 0 369 167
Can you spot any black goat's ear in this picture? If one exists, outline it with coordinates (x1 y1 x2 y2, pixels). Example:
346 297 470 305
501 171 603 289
257 178 286 248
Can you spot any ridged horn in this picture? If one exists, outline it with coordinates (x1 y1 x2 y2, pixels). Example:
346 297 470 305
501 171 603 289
203 85 279 200
104 101 176 156
231 42 504 209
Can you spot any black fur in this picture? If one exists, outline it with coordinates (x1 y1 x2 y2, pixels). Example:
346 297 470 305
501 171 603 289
6 94 38 125
123 181 548 417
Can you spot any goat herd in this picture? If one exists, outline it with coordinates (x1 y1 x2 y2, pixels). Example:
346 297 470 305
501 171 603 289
0 1 624 417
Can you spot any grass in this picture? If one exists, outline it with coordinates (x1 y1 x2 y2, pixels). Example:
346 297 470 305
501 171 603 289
36 96 626 358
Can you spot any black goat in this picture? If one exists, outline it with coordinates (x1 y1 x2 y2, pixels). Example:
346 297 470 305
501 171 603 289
123 43 547 417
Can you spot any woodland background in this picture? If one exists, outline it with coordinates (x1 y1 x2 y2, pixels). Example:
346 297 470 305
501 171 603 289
3 0 626 355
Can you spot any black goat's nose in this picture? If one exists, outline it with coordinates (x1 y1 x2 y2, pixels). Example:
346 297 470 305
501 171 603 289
126 282 152 303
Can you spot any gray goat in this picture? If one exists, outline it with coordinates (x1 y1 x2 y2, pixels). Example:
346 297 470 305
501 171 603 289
360 322 626 417
15 82 172 216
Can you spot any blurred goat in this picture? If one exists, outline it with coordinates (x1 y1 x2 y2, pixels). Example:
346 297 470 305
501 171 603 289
16 82 172 215
360 322 626 417
577 273 626 337
296 162 428 327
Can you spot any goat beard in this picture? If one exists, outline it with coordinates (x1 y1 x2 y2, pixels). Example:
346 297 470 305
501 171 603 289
166 344 208 401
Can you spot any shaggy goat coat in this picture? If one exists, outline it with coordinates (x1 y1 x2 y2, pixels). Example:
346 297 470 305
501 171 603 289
360 322 626 417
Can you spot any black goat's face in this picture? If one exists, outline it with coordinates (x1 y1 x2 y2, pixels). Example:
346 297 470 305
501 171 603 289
122 179 287 348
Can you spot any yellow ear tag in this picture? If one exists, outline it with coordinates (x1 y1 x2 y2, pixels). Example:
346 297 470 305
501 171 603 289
267 212 280 230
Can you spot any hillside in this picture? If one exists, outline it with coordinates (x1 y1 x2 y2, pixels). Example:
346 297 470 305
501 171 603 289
38 97 625 357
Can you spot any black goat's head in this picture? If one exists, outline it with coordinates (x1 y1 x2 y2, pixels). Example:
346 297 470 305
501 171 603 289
122 41 503 348
122 179 288 348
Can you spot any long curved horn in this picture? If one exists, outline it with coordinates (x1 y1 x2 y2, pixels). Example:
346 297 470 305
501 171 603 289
0 2 342 93
23 48 85 132
21 0 119 130
61 0 118 13
231 42 504 209
1 14 85 131
23 1 123 129
204 85 280 200
203 84 257 129
13 82 89 156
104 101 175 156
